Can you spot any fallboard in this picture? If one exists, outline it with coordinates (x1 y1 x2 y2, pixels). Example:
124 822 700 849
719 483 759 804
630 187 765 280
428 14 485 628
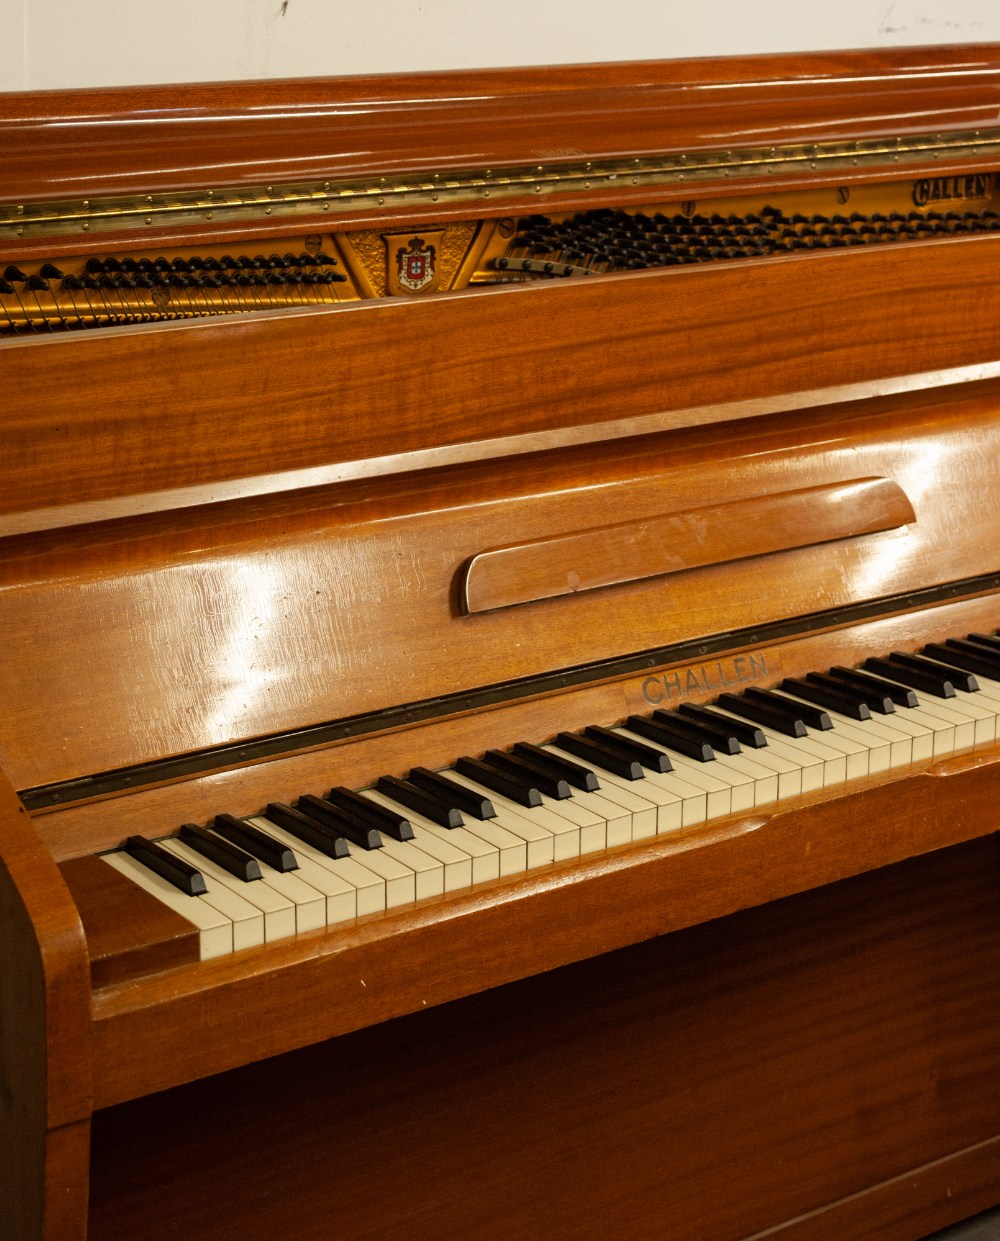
2 374 1000 792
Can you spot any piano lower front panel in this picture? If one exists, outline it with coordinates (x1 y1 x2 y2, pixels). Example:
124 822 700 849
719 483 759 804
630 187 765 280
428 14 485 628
87 835 1000 1241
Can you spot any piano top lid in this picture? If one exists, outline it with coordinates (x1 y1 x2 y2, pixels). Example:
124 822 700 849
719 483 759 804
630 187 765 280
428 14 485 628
2 45 1000 207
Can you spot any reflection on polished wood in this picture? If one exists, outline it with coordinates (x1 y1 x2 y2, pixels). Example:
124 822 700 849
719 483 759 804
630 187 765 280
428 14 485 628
4 45 1000 1241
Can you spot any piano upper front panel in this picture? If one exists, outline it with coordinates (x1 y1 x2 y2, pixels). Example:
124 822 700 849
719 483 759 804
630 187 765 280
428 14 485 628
3 378 1000 794
4 232 1000 528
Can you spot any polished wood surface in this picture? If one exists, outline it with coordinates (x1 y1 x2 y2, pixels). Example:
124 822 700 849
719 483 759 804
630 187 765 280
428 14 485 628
460 477 914 613
2 46 999 208
4 49 1000 1241
85 837 1000 1240
0 773 91 1240
0 379 996 793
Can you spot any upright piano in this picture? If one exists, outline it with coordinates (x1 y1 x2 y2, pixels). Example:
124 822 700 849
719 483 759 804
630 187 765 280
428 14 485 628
4 45 1000 1241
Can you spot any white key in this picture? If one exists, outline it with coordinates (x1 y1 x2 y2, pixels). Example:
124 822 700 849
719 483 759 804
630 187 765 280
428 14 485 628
101 851 232 959
154 839 264 949
157 836 297 940
376 837 445 899
893 700 956 755
804 708 913 771
709 708 827 790
854 706 935 762
547 746 704 829
531 789 605 854
253 816 385 916
541 745 659 841
363 791 475 890
335 842 416 908
720 739 803 799
579 781 659 840
714 751 779 805
244 817 359 923
879 678 977 750
613 727 756 812
444 770 560 866
886 685 990 749
947 689 997 745
764 692 868 777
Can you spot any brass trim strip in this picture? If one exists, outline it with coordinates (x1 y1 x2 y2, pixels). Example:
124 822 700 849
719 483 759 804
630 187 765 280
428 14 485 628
3 128 1000 241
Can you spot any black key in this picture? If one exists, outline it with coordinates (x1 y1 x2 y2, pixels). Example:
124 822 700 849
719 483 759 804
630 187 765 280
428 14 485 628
211 814 299 872
654 710 748 757
554 732 644 780
483 750 571 799
512 742 600 791
647 709 738 756
408 768 495 820
826 665 918 708
584 725 673 773
814 668 894 714
627 714 713 762
376 776 463 828
864 656 954 699
678 702 764 748
888 651 977 693
264 801 351 859
326 786 415 841
942 640 1000 680
966 632 1000 656
929 639 1000 681
178 822 262 881
746 687 832 731
296 795 383 850
781 676 871 721
125 835 207 897
455 756 542 808
716 692 807 738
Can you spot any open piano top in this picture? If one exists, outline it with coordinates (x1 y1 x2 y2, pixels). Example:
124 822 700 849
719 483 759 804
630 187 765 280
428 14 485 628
5 45 1000 1241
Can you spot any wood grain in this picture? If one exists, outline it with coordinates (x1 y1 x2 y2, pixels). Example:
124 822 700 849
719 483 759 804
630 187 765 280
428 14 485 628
0 374 996 792
2 46 999 206
85 836 1000 1241
460 477 913 613
5 49 1000 1240
86 747 1000 1109
0 773 91 1240
59 856 200 986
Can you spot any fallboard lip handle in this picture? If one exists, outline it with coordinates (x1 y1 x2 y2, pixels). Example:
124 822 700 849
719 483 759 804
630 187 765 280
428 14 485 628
459 476 915 615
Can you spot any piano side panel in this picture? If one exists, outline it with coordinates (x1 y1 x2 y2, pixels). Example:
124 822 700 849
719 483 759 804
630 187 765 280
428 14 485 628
0 772 91 1241
86 836 1000 1241
3 235 1000 524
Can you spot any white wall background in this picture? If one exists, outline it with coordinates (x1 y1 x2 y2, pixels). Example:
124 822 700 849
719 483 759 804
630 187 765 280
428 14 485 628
1 0 1000 93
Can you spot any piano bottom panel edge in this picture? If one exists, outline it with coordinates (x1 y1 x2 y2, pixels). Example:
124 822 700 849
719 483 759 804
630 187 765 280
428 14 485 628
89 750 1000 1109
87 831 1000 1241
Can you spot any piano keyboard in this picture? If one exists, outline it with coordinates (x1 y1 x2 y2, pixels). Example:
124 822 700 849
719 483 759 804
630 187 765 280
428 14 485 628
97 635 1000 963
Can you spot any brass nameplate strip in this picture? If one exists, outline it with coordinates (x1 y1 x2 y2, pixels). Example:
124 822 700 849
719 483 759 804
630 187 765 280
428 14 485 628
3 128 1000 241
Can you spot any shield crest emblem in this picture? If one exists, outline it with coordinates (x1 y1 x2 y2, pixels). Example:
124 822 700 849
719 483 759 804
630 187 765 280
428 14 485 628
383 231 445 295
